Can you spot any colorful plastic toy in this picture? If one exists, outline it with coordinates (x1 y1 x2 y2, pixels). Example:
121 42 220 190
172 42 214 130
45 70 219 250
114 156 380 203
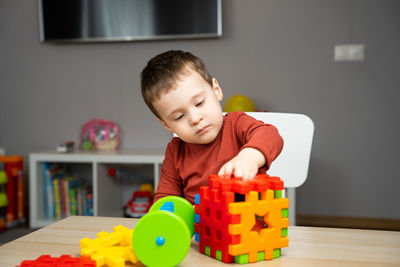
194 174 289 264
0 155 24 227
0 170 8 232
80 119 119 151
17 255 96 267
124 190 153 218
80 225 139 267
132 196 195 267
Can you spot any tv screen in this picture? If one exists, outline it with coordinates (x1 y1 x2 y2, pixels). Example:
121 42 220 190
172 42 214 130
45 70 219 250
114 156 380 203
39 0 222 43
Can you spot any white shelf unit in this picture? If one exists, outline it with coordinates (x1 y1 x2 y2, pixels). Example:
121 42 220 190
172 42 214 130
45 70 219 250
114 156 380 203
29 149 164 228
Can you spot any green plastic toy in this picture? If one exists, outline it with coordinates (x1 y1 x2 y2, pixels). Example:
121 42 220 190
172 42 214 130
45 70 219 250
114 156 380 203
132 196 194 267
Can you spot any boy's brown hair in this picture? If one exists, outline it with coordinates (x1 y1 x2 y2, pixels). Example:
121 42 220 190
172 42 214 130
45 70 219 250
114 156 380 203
141 50 213 119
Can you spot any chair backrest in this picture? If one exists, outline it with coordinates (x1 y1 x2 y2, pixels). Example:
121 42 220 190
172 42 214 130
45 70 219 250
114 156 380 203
246 112 314 188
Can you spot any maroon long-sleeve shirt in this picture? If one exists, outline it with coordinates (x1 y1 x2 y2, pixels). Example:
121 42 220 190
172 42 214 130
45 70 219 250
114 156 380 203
154 111 283 204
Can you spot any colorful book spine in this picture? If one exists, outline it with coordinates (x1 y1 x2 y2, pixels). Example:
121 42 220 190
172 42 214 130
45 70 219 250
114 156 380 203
69 187 77 215
86 193 93 216
42 163 54 220
52 178 62 220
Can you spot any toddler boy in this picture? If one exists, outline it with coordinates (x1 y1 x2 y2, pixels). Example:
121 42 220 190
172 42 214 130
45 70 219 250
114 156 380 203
141 50 283 204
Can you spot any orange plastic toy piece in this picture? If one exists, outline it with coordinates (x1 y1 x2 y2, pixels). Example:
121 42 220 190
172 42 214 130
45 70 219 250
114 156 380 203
80 225 139 267
17 255 96 267
194 174 289 264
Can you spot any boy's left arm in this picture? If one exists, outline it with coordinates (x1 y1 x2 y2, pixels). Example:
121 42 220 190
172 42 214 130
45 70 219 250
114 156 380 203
218 113 283 180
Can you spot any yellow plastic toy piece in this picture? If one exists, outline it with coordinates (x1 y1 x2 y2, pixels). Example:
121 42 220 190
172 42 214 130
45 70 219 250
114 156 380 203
228 189 289 262
80 225 139 267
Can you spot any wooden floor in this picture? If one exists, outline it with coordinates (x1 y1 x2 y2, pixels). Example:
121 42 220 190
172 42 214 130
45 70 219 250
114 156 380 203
0 227 36 245
297 214 400 231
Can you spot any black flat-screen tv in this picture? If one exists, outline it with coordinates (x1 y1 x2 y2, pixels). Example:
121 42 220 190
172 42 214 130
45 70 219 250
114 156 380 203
39 0 222 43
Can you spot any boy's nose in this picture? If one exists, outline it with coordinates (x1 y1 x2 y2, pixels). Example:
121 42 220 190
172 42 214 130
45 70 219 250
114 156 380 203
189 110 203 125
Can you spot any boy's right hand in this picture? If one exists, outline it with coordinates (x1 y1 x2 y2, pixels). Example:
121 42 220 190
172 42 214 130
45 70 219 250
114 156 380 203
218 147 266 180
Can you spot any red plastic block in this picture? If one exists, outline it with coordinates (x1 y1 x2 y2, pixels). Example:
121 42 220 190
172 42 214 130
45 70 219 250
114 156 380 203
17 255 96 267
196 186 236 263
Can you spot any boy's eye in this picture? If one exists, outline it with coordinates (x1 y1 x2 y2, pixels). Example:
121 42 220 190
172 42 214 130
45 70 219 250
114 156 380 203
174 114 184 121
195 100 204 107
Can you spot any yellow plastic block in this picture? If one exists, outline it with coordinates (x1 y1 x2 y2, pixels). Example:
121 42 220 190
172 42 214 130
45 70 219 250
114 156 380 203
228 190 289 262
80 225 139 267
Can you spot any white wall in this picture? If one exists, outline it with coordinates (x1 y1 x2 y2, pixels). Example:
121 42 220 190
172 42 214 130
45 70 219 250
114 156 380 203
1 0 399 220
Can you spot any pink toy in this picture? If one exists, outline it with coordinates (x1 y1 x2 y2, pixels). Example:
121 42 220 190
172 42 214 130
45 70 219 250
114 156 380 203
80 119 119 151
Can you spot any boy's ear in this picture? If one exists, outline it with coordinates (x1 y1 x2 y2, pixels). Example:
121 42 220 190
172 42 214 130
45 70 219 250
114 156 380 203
212 78 223 101
157 118 175 134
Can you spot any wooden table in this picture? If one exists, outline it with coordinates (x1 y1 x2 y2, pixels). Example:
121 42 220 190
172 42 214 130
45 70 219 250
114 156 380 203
0 216 399 266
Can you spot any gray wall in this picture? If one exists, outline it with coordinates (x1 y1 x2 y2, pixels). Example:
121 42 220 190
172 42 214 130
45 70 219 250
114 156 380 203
1 0 399 220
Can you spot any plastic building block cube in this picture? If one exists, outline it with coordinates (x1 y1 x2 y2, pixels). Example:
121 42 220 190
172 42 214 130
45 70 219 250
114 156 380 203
17 255 96 267
80 225 139 267
194 174 289 264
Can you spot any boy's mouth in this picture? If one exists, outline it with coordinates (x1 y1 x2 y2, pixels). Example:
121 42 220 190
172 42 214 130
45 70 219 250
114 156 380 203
197 125 210 135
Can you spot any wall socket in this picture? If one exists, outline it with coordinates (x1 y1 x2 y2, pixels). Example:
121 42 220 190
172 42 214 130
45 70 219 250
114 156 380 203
334 44 365 61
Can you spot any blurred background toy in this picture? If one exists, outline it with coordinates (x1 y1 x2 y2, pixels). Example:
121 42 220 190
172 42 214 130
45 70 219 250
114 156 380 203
0 155 25 228
0 170 8 232
57 141 75 153
80 119 119 151
124 184 154 218
224 94 256 112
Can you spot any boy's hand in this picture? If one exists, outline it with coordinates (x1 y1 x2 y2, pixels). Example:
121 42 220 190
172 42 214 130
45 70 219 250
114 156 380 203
218 148 266 180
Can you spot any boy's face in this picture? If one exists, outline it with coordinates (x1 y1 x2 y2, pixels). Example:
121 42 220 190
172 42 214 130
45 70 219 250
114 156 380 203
153 69 224 144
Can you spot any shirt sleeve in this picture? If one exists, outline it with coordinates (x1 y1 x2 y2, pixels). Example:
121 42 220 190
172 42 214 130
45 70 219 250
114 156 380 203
234 112 284 171
153 138 184 203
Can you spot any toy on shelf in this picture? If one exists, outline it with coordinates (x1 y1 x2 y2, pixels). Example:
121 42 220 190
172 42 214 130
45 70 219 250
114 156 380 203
132 196 195 267
124 184 154 218
57 141 75 153
80 119 119 151
194 174 289 264
17 255 96 267
0 155 25 228
0 170 8 232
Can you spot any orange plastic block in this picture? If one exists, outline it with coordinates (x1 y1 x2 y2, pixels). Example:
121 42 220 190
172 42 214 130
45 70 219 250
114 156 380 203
17 255 96 267
80 225 139 267
228 189 289 262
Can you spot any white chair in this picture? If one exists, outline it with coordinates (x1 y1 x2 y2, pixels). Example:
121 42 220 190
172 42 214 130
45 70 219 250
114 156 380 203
246 112 314 226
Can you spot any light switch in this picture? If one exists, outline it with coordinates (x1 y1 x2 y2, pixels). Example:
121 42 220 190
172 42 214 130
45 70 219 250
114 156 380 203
334 44 365 61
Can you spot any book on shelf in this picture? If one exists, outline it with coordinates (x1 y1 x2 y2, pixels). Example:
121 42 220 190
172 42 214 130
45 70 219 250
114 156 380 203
42 163 93 220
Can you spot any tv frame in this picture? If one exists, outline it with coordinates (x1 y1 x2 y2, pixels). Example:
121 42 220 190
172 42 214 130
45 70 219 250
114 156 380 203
38 0 222 43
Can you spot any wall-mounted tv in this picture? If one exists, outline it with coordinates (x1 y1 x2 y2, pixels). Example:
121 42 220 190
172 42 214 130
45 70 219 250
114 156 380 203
39 0 222 43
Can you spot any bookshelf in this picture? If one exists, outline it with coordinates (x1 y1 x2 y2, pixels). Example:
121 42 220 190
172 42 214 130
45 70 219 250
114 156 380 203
29 149 164 228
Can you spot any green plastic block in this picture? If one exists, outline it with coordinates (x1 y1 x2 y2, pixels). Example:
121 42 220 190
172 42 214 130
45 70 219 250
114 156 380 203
205 246 210 256
234 255 249 264
257 251 264 261
281 208 289 217
216 250 222 261
273 248 281 259
281 228 288 237
274 190 282 199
